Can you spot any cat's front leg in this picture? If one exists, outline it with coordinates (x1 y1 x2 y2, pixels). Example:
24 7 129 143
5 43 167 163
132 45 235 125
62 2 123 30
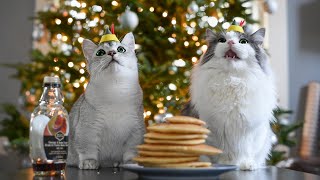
238 157 258 171
78 141 99 170
122 116 145 164
76 116 101 169
238 125 272 170
237 142 260 170
122 128 144 163
219 151 258 170
78 159 99 170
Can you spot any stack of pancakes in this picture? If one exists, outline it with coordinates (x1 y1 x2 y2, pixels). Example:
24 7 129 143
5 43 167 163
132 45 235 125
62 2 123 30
133 116 222 168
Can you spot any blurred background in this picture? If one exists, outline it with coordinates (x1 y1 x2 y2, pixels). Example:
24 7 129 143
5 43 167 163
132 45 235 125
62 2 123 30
0 0 319 174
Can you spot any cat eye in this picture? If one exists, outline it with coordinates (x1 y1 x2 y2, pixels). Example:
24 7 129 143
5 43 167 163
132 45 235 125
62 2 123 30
218 38 226 43
239 38 249 44
117 46 126 53
96 49 106 56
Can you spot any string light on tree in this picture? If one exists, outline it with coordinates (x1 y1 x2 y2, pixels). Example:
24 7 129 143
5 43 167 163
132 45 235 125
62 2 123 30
173 59 186 67
162 11 168 17
182 23 187 28
62 35 68 42
192 57 198 63
111 1 118 6
73 82 80 88
68 18 73 24
201 45 208 52
157 103 164 108
68 62 74 68
78 37 84 43
80 62 86 67
80 76 86 82
79 69 85 74
171 17 177 25
168 83 177 91
192 35 198 41
56 34 62 40
83 82 88 89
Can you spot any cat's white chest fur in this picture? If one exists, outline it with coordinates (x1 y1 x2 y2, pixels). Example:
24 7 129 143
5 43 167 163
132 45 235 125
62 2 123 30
86 69 140 107
192 65 276 126
191 62 277 170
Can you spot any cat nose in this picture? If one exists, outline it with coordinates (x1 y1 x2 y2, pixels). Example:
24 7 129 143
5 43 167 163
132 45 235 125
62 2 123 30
228 40 235 45
108 50 116 56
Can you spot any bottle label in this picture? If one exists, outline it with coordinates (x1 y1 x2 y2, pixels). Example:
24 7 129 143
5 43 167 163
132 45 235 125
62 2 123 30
43 115 68 160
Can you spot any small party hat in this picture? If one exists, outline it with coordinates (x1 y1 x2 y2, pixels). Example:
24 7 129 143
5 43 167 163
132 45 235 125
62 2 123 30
227 19 245 33
99 23 120 43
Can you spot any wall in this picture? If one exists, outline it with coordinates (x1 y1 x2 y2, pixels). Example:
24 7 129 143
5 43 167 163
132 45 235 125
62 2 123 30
288 0 320 121
0 0 35 118
267 0 289 109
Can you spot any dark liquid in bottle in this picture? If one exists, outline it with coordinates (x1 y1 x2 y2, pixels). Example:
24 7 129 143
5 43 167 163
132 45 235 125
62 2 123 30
32 161 66 176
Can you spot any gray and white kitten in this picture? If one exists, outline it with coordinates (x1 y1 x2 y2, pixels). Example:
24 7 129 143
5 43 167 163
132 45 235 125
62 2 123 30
67 33 145 169
183 28 277 170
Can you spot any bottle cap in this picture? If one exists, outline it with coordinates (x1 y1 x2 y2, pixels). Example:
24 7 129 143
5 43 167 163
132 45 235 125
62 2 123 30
43 76 61 85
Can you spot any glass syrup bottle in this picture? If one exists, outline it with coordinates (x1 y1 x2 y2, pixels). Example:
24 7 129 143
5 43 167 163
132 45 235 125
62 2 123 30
30 76 69 176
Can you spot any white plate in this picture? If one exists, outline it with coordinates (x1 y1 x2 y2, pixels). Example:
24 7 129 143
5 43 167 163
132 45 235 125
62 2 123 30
122 164 237 180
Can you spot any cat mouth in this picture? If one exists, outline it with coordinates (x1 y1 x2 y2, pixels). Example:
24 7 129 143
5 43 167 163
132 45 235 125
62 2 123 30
104 59 122 69
110 59 121 65
224 50 240 60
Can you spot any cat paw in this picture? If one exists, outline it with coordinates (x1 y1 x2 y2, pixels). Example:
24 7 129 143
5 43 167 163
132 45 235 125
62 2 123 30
239 160 258 171
79 159 99 170
123 151 136 163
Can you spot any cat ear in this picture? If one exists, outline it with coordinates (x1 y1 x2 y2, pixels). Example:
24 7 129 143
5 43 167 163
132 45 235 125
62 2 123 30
251 28 265 45
82 39 97 60
121 32 135 50
206 29 217 42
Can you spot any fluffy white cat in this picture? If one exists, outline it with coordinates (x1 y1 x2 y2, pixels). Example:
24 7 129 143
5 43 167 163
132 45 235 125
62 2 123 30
67 32 145 169
183 28 277 170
